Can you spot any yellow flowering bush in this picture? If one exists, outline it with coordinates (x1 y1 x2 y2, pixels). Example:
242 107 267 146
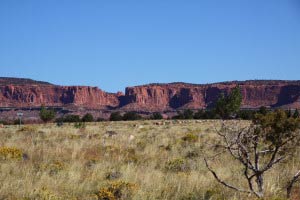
0 147 23 160
39 161 65 175
96 181 137 200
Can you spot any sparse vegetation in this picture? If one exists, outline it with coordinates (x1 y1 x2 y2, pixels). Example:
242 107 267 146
40 106 56 123
205 110 300 198
0 116 299 199
82 113 94 122
122 112 142 121
150 112 163 120
61 114 81 123
0 146 23 160
96 181 137 200
214 86 242 119
110 112 123 121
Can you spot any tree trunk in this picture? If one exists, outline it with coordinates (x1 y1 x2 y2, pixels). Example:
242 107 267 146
256 174 264 198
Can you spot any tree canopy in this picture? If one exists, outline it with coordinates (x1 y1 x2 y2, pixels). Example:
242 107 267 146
215 86 242 119
39 106 56 123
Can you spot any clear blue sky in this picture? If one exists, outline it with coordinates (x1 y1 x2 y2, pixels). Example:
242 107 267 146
0 0 300 92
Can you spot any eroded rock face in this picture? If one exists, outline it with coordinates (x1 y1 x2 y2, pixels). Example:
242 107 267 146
0 78 299 111
122 81 300 111
0 81 119 109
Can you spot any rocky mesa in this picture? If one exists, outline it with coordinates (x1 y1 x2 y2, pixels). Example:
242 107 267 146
122 81 300 111
0 78 120 109
0 78 300 112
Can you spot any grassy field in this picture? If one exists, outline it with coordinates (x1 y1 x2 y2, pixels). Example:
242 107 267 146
0 120 299 200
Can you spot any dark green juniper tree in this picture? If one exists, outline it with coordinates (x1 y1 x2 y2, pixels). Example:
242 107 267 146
150 112 163 120
82 113 94 122
215 86 242 119
39 106 56 123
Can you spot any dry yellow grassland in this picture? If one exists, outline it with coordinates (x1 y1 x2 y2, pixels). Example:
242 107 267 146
0 120 299 200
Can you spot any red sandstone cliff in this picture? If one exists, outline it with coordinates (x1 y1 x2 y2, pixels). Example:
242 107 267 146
122 81 300 111
0 78 300 111
0 78 120 109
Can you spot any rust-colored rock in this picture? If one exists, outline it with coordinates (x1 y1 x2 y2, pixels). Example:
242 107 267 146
122 81 300 111
0 78 119 109
0 78 300 112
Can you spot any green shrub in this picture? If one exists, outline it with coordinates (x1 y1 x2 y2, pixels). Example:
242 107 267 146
237 110 256 120
63 115 81 123
110 112 123 121
193 109 205 119
122 112 142 121
150 112 163 120
40 106 56 123
82 113 94 122
173 109 194 119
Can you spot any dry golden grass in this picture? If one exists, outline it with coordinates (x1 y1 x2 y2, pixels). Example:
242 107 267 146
0 120 299 200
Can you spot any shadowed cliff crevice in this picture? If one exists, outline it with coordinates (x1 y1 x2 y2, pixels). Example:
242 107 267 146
273 85 300 107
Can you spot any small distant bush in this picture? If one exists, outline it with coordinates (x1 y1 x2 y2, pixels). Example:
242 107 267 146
185 150 199 159
63 115 81 123
236 110 256 120
193 109 205 119
136 141 147 151
40 106 56 123
56 121 64 127
181 133 198 143
97 117 105 122
258 106 268 115
110 112 123 121
41 161 65 175
82 113 94 122
123 148 138 163
96 181 137 200
150 112 163 120
122 112 142 121
173 109 195 119
165 158 190 172
0 147 23 160
183 109 194 119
